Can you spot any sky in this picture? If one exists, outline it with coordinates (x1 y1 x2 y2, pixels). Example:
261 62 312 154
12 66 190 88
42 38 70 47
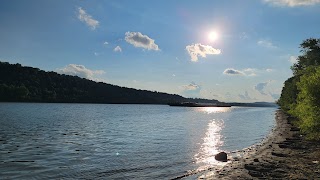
1 0 320 102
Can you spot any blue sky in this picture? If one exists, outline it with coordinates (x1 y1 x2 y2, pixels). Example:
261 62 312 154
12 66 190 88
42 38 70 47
1 0 320 102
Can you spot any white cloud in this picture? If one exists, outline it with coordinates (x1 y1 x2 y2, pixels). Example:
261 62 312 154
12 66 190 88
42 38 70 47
289 55 298 64
78 7 99 30
103 42 109 45
181 82 202 98
243 68 257 76
264 0 320 7
186 43 221 62
57 64 105 80
125 32 160 51
223 68 273 76
183 82 201 91
258 39 277 48
254 81 271 95
114 46 122 52
223 68 245 75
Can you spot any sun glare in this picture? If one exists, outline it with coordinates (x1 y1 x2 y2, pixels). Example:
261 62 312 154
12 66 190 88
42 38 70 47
209 31 218 41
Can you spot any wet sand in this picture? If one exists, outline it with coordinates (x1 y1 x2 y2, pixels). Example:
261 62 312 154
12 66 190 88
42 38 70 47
199 109 320 179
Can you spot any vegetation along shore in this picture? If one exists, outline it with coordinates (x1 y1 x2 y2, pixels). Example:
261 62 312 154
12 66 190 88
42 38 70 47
0 62 219 105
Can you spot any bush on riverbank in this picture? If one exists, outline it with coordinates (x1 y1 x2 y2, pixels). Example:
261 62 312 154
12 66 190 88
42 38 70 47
278 38 320 140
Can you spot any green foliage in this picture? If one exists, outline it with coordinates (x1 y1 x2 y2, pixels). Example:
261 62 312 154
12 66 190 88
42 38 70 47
278 38 320 140
0 61 219 104
290 66 320 140
291 38 320 75
277 76 299 111
0 84 29 101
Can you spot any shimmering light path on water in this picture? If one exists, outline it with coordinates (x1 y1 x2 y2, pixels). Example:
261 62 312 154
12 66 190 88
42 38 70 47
0 103 276 179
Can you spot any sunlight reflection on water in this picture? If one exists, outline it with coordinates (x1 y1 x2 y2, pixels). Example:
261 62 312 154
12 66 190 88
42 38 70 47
194 119 225 171
194 107 229 172
196 107 231 114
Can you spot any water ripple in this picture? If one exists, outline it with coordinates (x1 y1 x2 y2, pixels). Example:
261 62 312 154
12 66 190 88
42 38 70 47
0 103 276 179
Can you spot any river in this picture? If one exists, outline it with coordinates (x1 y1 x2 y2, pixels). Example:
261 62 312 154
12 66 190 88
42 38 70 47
0 103 276 179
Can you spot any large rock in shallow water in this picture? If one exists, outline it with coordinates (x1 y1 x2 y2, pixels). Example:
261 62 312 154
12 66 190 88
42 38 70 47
215 152 227 162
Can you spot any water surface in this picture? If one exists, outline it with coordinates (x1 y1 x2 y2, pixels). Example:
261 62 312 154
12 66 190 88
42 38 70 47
0 103 276 179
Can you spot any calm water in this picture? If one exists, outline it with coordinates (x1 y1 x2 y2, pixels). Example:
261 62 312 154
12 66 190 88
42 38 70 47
0 103 276 179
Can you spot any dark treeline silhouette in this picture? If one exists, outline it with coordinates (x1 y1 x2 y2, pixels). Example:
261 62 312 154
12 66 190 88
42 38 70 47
278 38 320 140
0 61 220 105
229 102 278 107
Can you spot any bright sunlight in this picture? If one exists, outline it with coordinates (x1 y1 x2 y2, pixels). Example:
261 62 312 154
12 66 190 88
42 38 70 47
209 31 218 41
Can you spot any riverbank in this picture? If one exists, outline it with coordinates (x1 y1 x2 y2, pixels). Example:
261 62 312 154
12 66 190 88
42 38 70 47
199 109 320 179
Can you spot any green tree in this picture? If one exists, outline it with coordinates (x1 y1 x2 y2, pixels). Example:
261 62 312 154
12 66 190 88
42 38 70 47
277 76 299 111
291 38 320 75
290 66 320 140
0 61 220 104
278 38 320 140
16 85 29 99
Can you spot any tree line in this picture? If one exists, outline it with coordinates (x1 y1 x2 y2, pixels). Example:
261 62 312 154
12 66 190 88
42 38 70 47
278 38 320 140
0 62 220 105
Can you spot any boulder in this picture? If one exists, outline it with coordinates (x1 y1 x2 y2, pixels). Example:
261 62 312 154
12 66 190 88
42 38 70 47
215 152 228 162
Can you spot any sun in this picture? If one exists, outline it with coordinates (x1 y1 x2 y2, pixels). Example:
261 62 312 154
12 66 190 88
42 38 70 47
209 31 218 41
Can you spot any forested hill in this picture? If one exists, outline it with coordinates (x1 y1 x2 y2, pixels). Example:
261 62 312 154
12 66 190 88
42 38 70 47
0 62 220 104
278 38 320 140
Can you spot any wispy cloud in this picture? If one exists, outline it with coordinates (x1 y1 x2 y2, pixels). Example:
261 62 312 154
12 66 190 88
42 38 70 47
240 32 249 40
254 81 271 95
78 7 99 30
243 68 257 76
223 68 245 76
238 91 256 101
103 42 109 45
264 0 320 7
269 92 280 100
254 81 280 100
257 39 277 48
289 55 298 64
186 43 221 62
223 68 273 76
125 32 160 51
114 46 122 52
181 82 201 98
183 82 201 91
57 64 105 81
266 68 274 72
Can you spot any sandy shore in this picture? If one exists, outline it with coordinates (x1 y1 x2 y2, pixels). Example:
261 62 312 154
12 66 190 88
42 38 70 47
198 109 320 179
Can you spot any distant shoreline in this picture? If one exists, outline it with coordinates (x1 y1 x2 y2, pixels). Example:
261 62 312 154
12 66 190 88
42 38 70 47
199 110 320 179
0 101 277 108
